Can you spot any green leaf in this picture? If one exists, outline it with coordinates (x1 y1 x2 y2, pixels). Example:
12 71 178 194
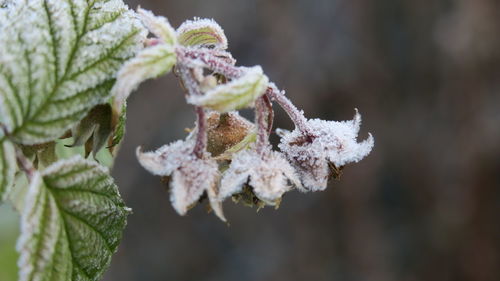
177 18 228 49
0 0 146 145
37 142 58 168
0 138 16 202
17 156 130 281
109 105 127 151
188 66 269 112
111 43 176 126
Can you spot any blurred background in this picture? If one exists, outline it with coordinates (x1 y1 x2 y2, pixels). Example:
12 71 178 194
2 0 500 280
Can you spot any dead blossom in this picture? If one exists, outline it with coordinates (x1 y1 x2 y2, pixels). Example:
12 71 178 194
137 140 225 221
278 109 374 191
220 146 302 205
117 9 375 221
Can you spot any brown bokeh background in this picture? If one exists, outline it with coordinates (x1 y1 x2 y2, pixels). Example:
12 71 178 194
105 0 500 280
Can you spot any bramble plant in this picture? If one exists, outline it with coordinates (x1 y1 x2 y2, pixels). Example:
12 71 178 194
0 0 373 280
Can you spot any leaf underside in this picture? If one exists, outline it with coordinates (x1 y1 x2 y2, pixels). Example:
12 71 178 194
0 138 16 201
17 156 130 281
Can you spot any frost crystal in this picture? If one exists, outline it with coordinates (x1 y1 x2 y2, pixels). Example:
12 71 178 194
279 109 374 191
220 147 302 205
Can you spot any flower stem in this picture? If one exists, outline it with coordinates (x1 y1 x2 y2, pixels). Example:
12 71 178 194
15 147 36 181
255 97 269 154
177 65 208 158
176 47 243 79
178 47 313 142
193 106 207 158
262 94 274 136
266 84 313 139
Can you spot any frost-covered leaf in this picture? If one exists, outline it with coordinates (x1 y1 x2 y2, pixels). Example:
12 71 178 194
17 156 130 281
111 43 176 122
0 138 16 201
188 66 269 112
0 0 145 145
177 18 228 49
137 8 176 45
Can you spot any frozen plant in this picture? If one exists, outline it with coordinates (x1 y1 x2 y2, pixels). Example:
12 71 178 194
122 9 375 221
0 1 373 278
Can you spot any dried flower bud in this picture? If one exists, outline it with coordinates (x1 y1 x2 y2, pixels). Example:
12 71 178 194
206 112 254 156
278 109 374 191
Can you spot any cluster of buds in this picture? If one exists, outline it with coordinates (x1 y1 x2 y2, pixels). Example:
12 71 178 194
112 9 374 222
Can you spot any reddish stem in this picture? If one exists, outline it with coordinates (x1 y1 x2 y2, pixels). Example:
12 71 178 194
176 47 243 79
178 47 314 144
193 106 207 159
15 148 36 181
177 65 208 158
255 97 269 154
265 85 313 139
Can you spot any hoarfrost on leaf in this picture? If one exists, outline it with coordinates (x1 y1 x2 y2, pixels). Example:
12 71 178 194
137 8 177 46
0 0 146 145
187 66 269 113
177 18 228 50
0 138 16 201
111 43 176 118
17 156 130 281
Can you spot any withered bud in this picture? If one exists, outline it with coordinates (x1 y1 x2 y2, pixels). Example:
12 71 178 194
206 112 254 156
